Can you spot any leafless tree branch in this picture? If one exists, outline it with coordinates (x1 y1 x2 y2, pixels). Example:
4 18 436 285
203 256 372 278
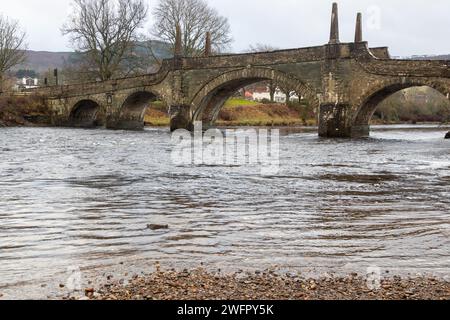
62 0 148 81
152 0 232 57
0 15 27 91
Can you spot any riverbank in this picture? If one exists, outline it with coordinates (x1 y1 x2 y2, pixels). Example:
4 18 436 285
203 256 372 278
71 268 449 300
143 98 448 128
0 95 50 127
144 99 317 127
216 101 316 127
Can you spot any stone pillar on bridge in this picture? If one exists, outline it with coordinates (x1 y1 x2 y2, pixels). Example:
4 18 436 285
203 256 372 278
319 2 354 138
204 32 212 57
167 23 193 131
355 13 363 43
169 105 192 132
318 67 354 138
318 103 353 138
329 2 340 44
174 24 183 58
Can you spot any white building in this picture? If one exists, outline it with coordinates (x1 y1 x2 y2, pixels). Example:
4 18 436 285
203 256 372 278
252 87 300 103
15 77 39 90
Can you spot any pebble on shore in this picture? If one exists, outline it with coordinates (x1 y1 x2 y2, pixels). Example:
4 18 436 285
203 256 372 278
73 269 450 301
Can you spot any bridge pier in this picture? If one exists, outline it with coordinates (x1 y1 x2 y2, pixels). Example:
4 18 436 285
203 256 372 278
106 119 145 130
318 103 352 138
319 104 371 138
169 105 192 132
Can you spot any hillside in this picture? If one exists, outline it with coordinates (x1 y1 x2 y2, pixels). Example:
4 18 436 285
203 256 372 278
15 51 74 73
13 40 173 75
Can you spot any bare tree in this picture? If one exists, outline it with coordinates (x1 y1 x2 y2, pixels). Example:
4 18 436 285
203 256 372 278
0 15 27 92
152 0 232 57
279 85 295 104
62 0 148 81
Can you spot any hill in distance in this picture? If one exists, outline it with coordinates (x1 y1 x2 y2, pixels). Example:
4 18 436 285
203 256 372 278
14 40 173 75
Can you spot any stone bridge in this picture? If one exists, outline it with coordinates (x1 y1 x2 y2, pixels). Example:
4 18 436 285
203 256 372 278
28 3 450 137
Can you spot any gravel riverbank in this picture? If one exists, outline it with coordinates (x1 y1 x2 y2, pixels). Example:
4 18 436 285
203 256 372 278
70 268 449 301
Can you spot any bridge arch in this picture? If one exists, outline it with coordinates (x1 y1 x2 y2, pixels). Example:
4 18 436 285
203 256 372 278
190 67 320 127
352 79 450 137
116 90 162 130
69 99 102 128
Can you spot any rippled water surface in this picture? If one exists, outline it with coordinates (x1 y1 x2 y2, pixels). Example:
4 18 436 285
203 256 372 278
0 125 449 298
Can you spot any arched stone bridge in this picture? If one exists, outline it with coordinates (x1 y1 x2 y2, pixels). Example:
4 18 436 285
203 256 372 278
29 3 450 137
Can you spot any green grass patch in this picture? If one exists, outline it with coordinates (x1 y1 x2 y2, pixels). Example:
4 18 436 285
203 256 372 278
223 98 261 108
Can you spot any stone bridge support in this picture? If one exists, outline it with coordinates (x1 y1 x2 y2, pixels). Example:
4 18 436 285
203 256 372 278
318 104 353 138
169 105 192 131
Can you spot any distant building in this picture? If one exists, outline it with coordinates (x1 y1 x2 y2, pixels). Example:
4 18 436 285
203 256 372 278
14 77 39 90
244 91 253 99
250 86 299 103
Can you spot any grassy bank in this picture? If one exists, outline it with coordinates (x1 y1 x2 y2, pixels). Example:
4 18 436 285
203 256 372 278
0 95 50 127
144 98 317 127
144 101 170 126
217 99 316 127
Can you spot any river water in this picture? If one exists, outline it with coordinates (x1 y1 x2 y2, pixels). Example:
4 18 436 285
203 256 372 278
0 125 449 299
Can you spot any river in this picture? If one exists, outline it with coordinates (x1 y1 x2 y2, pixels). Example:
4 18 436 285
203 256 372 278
0 125 449 299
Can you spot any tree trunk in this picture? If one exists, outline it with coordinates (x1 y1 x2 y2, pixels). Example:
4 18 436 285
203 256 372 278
268 81 276 103
285 92 290 104
270 91 275 103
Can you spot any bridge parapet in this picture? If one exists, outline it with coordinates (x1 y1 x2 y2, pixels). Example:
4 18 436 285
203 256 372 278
358 58 450 78
179 46 326 69
24 60 174 98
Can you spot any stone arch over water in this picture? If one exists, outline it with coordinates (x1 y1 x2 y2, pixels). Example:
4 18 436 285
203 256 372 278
352 80 450 137
190 67 319 128
69 99 102 128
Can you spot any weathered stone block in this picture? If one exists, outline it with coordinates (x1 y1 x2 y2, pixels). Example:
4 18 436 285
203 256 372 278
319 104 352 138
170 105 192 132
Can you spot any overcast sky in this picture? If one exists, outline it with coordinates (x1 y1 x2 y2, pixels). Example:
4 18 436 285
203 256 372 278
1 0 449 56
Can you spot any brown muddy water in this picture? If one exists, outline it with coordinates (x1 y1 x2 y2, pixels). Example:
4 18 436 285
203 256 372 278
0 125 449 299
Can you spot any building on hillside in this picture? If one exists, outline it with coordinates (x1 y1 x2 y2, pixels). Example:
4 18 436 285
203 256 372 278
250 86 300 103
14 77 39 90
244 91 253 99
